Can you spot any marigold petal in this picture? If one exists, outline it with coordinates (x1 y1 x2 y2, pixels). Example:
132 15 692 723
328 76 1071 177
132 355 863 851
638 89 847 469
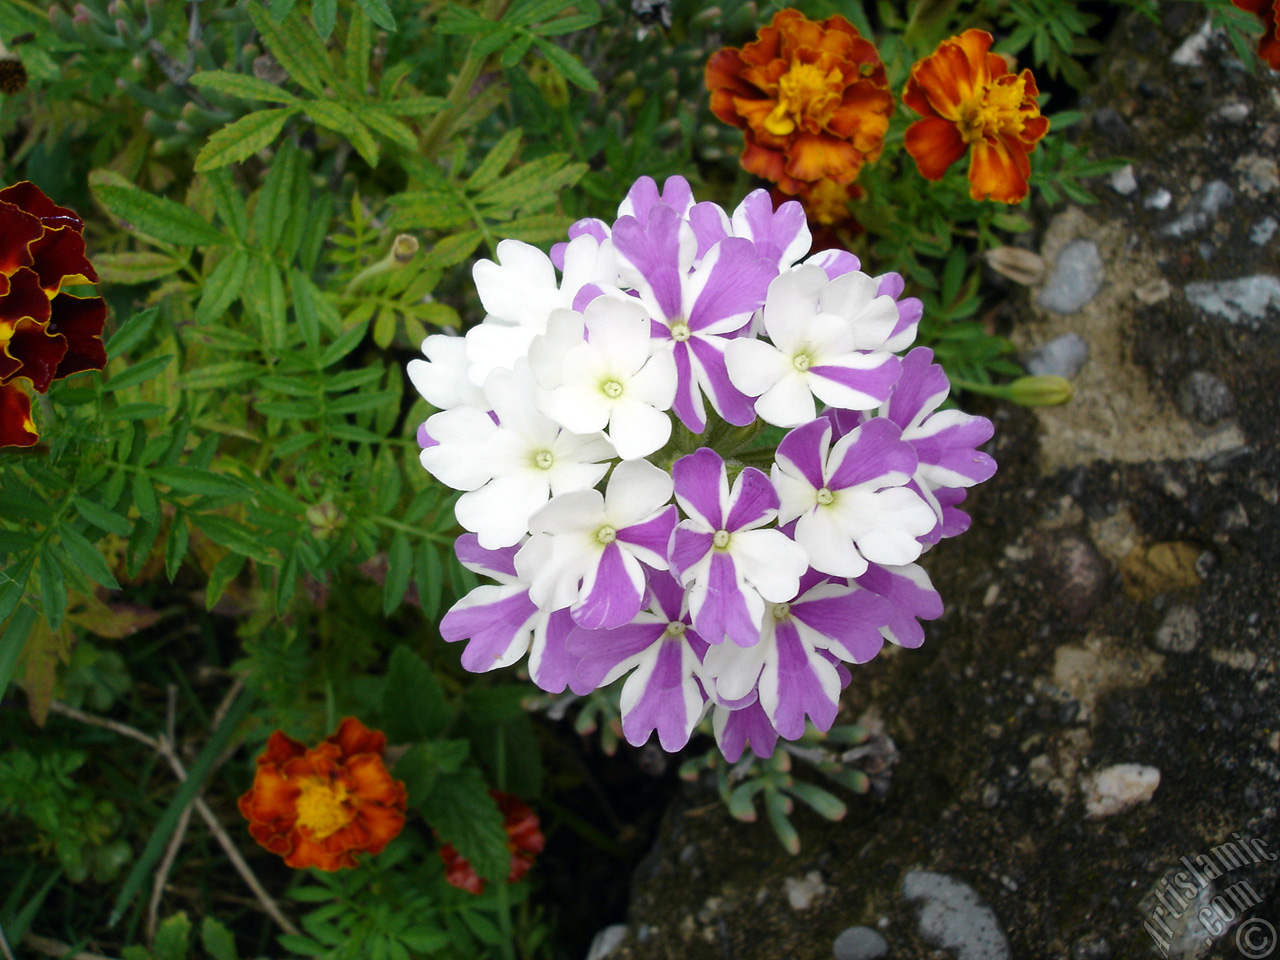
239 764 302 826
0 203 42 276
0 267 51 329
29 226 98 293
329 716 387 758
904 117 970 181
968 138 1031 203
741 140 789 187
784 133 864 184
0 181 84 231
4 317 67 393
0 381 38 447
260 729 308 766
906 40 980 120
342 753 407 806
49 294 107 381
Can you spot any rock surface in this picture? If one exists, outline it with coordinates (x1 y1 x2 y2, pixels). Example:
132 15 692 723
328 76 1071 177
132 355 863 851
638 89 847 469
601 7 1280 959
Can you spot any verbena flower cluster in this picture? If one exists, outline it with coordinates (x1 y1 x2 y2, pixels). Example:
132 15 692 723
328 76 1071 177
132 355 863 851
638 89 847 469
408 176 996 761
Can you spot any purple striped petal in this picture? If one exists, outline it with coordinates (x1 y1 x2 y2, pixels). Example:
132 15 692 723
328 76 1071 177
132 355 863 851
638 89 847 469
687 334 757 426
805 249 861 279
416 421 436 449
688 201 730 259
667 340 707 433
568 619 667 693
669 524 713 584
791 584 890 664
775 418 833 490
732 191 810 269
809 353 902 409
695 550 761 647
714 699 779 761
672 448 728 528
613 204 686 319
827 418 915 491
886 348 949 428
620 175 694 221
454 533 520 580
440 586 538 672
912 415 997 486
762 620 840 740
528 607 578 692
572 542 647 630
620 637 706 751
854 562 943 648
648 570 689 622
617 504 678 566
725 466 779 531
686 238 774 332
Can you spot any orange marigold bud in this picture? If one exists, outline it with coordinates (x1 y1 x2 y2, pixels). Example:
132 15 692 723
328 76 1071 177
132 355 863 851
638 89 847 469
439 790 545 895
238 717 408 871
902 30 1050 204
0 181 108 447
705 9 893 197
1231 0 1280 68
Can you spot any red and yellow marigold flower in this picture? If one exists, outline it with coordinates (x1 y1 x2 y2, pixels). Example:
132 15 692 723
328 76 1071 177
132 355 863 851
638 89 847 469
706 9 894 198
439 790 544 894
1231 0 1280 68
238 717 408 871
903 30 1050 204
0 181 107 447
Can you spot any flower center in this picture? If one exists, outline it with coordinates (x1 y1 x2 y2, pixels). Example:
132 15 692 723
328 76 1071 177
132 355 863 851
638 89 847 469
664 621 686 639
600 378 623 399
294 777 356 841
956 75 1031 144
771 602 791 620
712 529 731 549
764 61 841 136
596 524 617 545
533 449 555 470
815 487 835 506
669 319 692 342
792 352 812 372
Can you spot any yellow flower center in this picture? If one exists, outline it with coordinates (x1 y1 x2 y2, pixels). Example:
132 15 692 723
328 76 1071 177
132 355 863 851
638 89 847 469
764 62 842 136
955 76 1031 145
295 777 356 841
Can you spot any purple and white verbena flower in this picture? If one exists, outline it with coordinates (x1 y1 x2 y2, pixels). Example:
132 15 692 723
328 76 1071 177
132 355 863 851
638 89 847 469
409 175 996 761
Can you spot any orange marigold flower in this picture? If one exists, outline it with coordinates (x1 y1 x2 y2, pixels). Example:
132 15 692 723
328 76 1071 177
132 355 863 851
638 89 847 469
0 181 107 447
706 9 893 196
1231 0 1280 68
902 30 1050 204
238 717 408 871
440 791 544 895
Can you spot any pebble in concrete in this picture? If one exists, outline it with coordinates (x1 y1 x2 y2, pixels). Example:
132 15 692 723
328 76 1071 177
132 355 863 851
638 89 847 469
901 870 1011 960
1082 764 1160 818
1109 165 1137 195
1159 181 1234 238
1025 332 1090 379
1154 604 1201 653
1184 275 1280 327
1176 370 1235 425
1251 217 1277 245
832 926 889 960
1036 241 1105 314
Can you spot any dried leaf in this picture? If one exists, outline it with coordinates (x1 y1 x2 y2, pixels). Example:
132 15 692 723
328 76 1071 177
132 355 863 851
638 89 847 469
984 246 1046 286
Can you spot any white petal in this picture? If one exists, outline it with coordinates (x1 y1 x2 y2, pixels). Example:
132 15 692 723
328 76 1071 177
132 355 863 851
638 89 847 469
604 458 673 525
731 528 807 602
606 399 672 460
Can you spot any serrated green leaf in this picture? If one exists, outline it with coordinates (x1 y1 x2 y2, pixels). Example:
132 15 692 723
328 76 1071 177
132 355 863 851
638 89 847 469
501 213 573 244
305 101 380 166
276 934 325 957
360 108 418 152
153 913 192 960
0 603 37 701
190 70 298 104
321 317 371 367
467 128 523 191
380 96 447 117
164 512 188 582
387 190 471 231
255 398 323 419
195 107 297 172
132 473 159 526
73 497 132 537
38 545 67 631
200 917 238 960
413 540 443 620
194 515 277 566
382 533 412 616
419 767 508 881
93 252 182 285
354 0 396 31
429 230 483 266
150 466 248 499
106 307 160 362
474 153 583 210
194 249 250 326
176 361 262 391
530 36 597 91
242 259 287 350
312 0 337 38
58 524 120 591
104 355 173 393
345 6 372 92
251 140 301 253
248 3 330 97
92 180 227 247
381 645 450 740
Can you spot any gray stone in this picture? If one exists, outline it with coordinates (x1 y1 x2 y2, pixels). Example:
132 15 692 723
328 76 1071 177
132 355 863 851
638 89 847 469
1154 605 1201 653
902 870 1011 960
1159 180 1234 237
1251 217 1277 245
832 926 889 960
585 924 628 960
1176 370 1235 425
1144 188 1173 210
1109 165 1138 194
1036 241 1105 314
1025 333 1090 378
1184 275 1280 327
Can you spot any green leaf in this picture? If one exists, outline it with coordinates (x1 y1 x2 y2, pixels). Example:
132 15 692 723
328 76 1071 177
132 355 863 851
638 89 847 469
195 248 251 326
0 603 37 701
191 514 278 566
103 355 174 393
176 361 262 391
190 70 298 104
380 96 447 117
106 307 160 362
320 318 371 367
474 153 584 210
354 0 397 31
388 190 471 231
92 179 227 247
242 259 287 350
530 36 597 91
153 912 192 960
429 230 483 267
345 6 372 92
73 496 132 537
204 552 248 610
200 917 239 960
305 101 379 166
248 2 330 97
93 252 182 285
312 0 336 39
467 128 523 191
382 532 413 616
195 107 297 172
251 140 302 253
58 524 120 591
381 646 450 741
150 466 249 499
413 540 443 620
360 108 418 152
419 766 509 881
38 545 66 631
132 472 159 526
0 555 35 624
164 512 189 582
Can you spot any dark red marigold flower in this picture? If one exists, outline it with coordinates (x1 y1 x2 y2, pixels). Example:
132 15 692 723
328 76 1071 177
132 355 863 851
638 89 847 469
440 790 545 894
0 181 107 447
238 717 408 871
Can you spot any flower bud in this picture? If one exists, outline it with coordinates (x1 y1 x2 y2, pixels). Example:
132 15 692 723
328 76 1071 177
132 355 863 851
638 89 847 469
1005 374 1073 406
392 234 419 264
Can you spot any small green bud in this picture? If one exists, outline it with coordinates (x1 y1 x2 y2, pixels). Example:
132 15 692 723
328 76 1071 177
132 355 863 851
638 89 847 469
1006 374 1073 406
